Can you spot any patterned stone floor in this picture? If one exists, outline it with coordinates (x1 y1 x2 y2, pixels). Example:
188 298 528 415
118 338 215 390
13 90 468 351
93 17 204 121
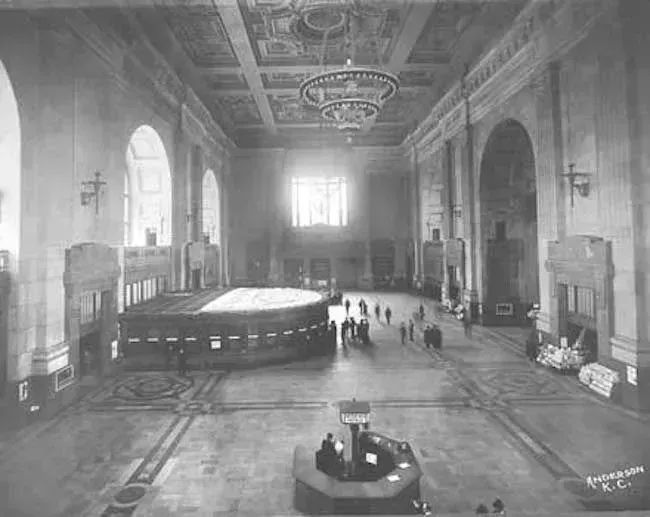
0 291 648 517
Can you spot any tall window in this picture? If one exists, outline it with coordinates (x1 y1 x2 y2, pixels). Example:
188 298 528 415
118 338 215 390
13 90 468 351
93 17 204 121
291 177 348 227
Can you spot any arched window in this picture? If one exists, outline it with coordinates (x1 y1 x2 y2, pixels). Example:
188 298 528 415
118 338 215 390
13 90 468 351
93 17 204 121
124 125 172 246
202 169 220 246
0 59 21 265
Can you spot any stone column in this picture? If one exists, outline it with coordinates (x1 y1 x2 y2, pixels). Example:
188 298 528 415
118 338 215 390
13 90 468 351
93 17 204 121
461 97 479 318
441 140 453 303
408 144 423 286
359 170 374 290
267 153 284 286
533 62 564 335
172 128 191 291
220 159 231 286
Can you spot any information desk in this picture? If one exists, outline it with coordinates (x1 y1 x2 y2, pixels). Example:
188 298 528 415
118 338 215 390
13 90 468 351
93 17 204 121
119 287 335 369
293 434 422 515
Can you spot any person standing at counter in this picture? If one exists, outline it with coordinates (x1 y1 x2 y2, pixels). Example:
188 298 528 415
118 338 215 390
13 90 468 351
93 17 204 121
329 320 337 346
177 346 187 376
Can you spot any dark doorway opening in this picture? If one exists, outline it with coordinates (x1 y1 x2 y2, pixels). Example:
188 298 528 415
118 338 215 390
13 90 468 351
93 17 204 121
79 330 101 378
479 119 539 324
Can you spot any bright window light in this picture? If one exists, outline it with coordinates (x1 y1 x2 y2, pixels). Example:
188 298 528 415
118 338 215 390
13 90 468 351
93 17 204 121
291 177 348 227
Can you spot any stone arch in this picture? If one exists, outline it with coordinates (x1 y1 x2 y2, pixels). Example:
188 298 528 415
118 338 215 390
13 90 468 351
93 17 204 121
478 118 539 323
123 125 172 246
202 168 220 246
0 58 21 267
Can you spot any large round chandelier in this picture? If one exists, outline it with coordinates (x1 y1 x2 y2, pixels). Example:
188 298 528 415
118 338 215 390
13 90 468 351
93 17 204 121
298 1 400 133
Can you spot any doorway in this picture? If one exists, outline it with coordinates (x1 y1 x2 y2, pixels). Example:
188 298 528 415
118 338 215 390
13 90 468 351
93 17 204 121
79 330 101 378
479 119 539 322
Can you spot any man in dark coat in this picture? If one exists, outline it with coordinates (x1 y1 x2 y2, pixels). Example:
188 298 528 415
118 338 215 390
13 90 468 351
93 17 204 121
385 306 392 325
177 346 188 375
408 319 415 341
423 325 431 348
345 298 351 315
432 325 442 350
374 303 381 321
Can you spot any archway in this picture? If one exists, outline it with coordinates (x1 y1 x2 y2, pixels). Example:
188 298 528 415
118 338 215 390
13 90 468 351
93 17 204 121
0 59 21 264
123 125 172 246
201 169 220 246
479 119 538 323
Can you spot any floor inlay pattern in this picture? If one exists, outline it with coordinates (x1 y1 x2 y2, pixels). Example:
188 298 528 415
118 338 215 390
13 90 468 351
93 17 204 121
99 373 226 516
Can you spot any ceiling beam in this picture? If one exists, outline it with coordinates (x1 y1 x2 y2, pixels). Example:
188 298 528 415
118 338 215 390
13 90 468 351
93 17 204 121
387 0 438 73
214 85 430 96
217 1 277 134
198 62 446 75
237 121 405 129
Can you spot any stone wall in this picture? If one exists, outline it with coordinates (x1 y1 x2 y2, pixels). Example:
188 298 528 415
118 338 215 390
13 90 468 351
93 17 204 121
230 147 408 286
0 11 232 401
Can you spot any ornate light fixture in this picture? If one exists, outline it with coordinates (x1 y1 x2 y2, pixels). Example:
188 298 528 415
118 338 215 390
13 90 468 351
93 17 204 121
298 1 399 133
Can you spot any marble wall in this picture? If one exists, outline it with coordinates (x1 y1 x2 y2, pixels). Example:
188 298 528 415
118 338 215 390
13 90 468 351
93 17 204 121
0 12 232 391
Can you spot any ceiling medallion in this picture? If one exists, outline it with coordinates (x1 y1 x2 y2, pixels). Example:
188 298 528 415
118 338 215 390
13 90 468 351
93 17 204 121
297 1 400 133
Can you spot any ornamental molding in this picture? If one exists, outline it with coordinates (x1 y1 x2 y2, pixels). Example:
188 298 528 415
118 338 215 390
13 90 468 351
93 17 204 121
66 10 233 155
405 0 610 160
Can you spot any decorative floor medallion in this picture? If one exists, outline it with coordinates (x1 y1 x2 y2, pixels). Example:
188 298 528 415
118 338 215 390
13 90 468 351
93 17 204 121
111 375 194 401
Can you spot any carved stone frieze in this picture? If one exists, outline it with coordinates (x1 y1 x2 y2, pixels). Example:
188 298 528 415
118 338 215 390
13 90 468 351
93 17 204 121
410 0 607 155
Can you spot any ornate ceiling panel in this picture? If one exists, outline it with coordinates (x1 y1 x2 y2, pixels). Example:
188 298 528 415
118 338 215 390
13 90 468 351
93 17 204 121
137 0 528 148
268 93 321 124
161 4 240 67
261 71 311 89
216 94 263 125
206 73 249 89
239 0 406 67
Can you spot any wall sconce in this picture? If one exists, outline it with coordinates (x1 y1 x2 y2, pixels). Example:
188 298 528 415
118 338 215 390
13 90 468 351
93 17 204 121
561 163 591 208
80 171 107 214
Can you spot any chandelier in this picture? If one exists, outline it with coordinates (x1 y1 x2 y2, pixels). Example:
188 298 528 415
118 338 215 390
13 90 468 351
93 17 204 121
298 1 399 133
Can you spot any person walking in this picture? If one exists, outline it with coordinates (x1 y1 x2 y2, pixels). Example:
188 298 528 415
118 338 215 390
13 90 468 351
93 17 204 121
344 298 351 315
349 317 357 340
374 303 381 321
341 318 348 344
419 303 425 321
408 319 415 342
463 307 472 339
384 306 392 325
399 322 407 345
424 325 431 349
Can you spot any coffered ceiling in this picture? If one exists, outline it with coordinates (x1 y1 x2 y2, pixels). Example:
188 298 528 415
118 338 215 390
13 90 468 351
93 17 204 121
26 0 528 148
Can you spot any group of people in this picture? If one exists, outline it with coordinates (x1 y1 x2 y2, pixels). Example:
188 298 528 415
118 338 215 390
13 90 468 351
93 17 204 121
423 324 443 349
340 317 371 345
166 344 189 375
374 303 392 324
475 498 506 515
317 432 345 477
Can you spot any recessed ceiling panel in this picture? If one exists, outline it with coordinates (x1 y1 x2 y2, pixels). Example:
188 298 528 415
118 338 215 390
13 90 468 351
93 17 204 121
161 5 240 67
216 94 263 125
